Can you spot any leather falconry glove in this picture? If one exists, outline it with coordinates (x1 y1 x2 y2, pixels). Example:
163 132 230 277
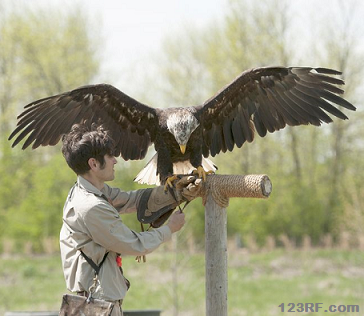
174 176 203 202
137 175 202 228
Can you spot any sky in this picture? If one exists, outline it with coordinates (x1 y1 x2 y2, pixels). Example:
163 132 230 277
9 0 364 96
89 0 363 96
61 0 225 89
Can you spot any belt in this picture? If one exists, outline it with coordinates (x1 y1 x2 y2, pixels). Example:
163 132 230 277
77 291 123 305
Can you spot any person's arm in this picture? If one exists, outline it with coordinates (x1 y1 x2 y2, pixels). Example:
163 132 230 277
103 176 201 216
83 200 175 256
103 185 146 214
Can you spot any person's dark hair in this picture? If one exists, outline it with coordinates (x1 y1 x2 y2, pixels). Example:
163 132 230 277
62 123 115 175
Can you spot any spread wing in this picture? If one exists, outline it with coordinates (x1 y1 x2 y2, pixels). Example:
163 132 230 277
196 67 356 157
8 84 158 160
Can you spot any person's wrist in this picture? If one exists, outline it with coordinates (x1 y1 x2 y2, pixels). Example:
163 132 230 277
167 222 175 233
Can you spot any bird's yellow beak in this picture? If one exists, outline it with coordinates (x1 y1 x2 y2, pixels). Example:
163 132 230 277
180 145 186 155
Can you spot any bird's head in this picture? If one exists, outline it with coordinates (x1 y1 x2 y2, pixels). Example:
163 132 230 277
166 108 199 154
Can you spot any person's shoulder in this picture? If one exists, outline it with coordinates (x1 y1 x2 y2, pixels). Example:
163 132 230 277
73 188 107 214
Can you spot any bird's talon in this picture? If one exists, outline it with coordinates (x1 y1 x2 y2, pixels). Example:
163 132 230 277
164 175 178 191
192 166 213 182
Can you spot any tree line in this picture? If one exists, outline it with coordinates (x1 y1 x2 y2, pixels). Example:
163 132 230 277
0 0 363 253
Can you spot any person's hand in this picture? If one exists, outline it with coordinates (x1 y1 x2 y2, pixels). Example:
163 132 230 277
167 210 185 233
173 175 203 202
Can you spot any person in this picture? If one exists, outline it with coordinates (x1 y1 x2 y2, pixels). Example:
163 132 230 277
59 124 201 316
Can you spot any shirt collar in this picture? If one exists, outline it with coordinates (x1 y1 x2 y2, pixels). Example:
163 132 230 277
77 175 105 198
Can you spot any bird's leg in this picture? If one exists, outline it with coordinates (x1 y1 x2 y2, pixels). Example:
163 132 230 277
189 147 214 182
155 143 176 191
192 166 214 182
164 174 178 191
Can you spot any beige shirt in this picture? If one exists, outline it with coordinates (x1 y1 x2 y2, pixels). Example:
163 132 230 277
60 176 172 301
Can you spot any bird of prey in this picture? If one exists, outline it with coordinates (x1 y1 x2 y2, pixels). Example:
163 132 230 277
9 67 355 187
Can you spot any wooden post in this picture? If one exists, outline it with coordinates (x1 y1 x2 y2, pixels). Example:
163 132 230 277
205 193 228 316
198 174 272 316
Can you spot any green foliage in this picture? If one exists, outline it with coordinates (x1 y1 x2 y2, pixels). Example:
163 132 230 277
4 152 74 250
0 0 363 250
8 6 99 97
0 3 100 250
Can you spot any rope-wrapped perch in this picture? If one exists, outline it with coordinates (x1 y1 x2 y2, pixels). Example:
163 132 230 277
198 174 272 208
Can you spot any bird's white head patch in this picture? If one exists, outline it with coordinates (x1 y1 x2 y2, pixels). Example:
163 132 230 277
167 109 199 146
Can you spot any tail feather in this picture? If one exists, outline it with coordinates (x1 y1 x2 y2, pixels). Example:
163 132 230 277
134 154 160 185
134 153 217 186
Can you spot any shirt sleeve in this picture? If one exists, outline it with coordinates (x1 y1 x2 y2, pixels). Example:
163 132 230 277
102 184 146 214
82 200 172 256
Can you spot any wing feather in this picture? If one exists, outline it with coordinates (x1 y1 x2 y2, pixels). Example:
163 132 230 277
268 90 309 126
223 118 234 151
231 114 246 147
252 111 267 137
284 89 329 124
9 84 157 160
197 67 355 156
41 102 89 147
12 106 63 148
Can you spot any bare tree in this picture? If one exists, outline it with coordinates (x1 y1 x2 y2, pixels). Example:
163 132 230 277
319 1 364 233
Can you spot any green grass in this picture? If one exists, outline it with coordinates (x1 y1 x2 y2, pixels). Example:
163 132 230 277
1 248 363 315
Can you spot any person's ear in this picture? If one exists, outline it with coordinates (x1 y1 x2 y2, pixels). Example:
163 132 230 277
88 158 99 171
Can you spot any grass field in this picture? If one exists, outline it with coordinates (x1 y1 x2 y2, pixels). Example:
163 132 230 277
0 247 363 315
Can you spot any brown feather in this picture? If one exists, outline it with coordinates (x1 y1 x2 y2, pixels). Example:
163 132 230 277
197 67 355 157
9 84 157 161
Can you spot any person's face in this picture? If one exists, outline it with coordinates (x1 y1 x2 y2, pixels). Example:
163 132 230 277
85 154 117 189
99 154 117 182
